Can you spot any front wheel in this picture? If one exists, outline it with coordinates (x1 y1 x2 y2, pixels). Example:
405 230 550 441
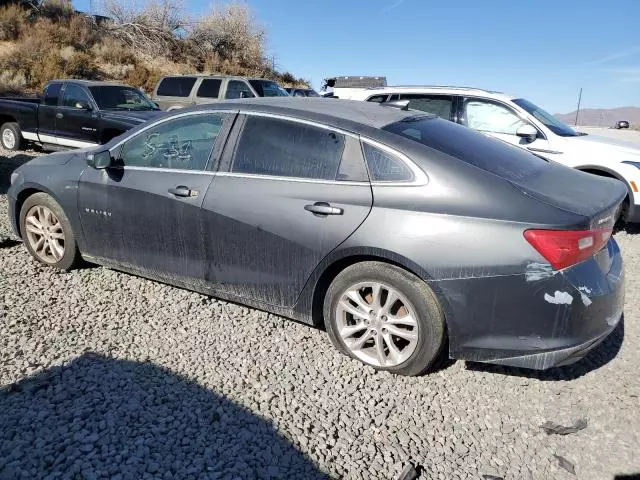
324 261 446 376
1 122 22 151
19 192 81 270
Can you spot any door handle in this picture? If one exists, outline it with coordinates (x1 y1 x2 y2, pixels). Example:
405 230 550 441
304 202 343 216
168 186 193 197
56 113 63 119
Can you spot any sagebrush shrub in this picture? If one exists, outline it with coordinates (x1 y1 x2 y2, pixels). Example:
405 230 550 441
0 4 26 41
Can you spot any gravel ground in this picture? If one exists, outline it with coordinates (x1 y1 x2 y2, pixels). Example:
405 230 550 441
1 146 639 480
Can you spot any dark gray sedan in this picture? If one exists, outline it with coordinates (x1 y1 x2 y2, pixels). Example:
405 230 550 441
7 98 626 376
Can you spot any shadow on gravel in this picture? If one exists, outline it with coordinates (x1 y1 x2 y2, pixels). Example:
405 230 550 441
0 237 20 249
0 353 328 480
465 316 625 381
618 222 640 235
0 153 35 195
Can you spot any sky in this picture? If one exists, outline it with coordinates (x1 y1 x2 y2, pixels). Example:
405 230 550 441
72 0 640 113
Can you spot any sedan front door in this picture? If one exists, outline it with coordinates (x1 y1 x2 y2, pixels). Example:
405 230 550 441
460 97 551 152
56 83 100 148
78 111 235 283
200 114 373 307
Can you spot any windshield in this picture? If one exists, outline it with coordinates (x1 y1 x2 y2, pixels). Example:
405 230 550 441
512 98 580 137
248 80 289 97
89 86 159 111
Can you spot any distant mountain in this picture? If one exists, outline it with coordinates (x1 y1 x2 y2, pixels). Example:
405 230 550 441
555 107 640 127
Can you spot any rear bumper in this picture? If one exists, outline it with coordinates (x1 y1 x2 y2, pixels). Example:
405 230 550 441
479 311 621 369
436 239 625 370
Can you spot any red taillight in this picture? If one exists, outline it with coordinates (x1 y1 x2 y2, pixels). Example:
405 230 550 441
524 228 612 270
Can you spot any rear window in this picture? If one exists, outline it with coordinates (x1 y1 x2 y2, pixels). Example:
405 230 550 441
384 117 548 182
196 79 222 98
156 77 197 97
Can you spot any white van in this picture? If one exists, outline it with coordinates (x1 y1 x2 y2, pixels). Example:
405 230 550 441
345 86 640 222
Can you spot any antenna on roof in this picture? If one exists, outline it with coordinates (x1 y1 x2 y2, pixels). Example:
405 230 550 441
381 100 410 111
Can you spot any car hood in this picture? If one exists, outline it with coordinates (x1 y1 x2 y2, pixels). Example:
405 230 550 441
562 133 640 161
100 110 164 125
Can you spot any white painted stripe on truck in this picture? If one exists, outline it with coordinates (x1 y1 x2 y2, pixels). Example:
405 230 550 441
57 137 99 149
36 134 98 149
21 131 39 141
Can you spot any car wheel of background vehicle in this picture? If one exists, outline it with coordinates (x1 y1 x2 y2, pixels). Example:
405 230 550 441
1 122 22 151
19 192 80 270
324 261 446 376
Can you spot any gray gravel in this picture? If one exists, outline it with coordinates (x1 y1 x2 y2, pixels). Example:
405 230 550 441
1 146 640 479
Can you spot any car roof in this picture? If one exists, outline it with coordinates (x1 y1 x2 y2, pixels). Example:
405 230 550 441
49 79 132 87
348 85 516 102
158 74 277 82
195 97 430 130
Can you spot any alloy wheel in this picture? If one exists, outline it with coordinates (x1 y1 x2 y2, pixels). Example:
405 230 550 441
335 282 419 367
24 205 65 264
2 128 16 150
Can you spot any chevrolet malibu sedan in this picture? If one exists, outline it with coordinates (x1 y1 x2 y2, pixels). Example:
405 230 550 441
7 98 626 376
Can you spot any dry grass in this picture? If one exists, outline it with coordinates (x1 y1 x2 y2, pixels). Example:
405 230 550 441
0 1 308 95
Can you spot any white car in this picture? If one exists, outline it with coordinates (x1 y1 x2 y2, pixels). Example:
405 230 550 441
343 86 640 222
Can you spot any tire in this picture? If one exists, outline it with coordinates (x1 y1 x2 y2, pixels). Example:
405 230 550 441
1 122 22 151
324 261 446 376
19 192 81 270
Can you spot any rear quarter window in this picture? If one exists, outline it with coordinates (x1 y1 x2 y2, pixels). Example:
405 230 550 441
156 77 197 97
363 143 413 182
384 117 547 182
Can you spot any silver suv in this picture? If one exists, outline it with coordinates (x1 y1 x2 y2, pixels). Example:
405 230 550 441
152 75 289 111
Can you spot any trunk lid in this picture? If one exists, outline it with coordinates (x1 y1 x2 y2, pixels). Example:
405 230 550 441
511 161 626 227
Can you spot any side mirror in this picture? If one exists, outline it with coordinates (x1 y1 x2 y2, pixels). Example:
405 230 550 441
516 124 538 143
87 150 113 169
76 101 92 110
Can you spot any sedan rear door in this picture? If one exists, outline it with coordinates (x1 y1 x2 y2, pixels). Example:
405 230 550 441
200 113 373 307
78 111 235 283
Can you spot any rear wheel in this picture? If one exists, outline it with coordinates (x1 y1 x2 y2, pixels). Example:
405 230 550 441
324 261 446 376
19 193 80 270
1 122 22 151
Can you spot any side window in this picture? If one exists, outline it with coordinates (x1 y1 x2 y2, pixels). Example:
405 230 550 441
232 116 345 180
120 114 225 170
293 90 306 97
366 94 388 103
196 79 222 99
399 94 453 120
363 143 413 182
61 84 92 109
464 99 526 135
156 77 197 97
43 83 62 106
225 81 255 99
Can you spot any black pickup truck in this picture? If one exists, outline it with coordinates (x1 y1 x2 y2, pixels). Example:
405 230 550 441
0 80 163 151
